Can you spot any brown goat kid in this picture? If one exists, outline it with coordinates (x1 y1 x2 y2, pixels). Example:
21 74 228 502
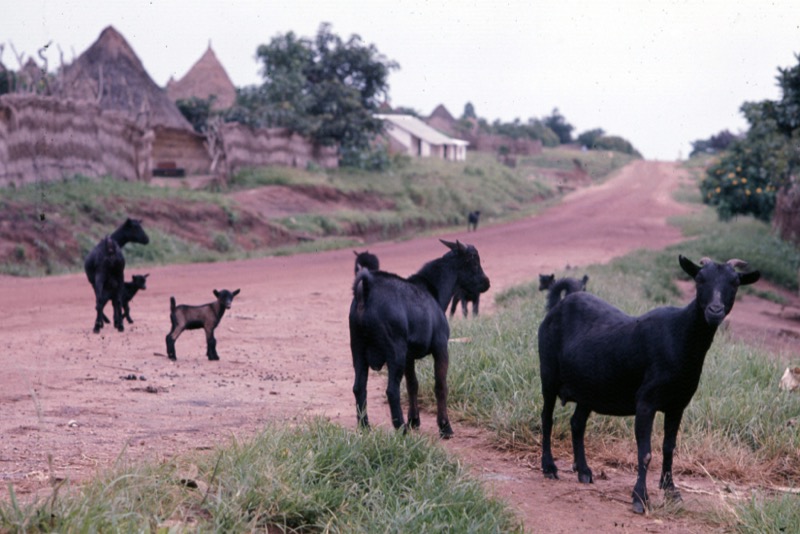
166 289 240 361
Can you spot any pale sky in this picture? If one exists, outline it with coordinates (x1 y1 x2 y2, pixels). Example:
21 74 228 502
3 0 800 160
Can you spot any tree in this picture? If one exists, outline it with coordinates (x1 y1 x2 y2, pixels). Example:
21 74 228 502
702 53 800 221
689 129 738 157
252 23 398 166
543 108 574 144
577 128 605 149
462 102 476 120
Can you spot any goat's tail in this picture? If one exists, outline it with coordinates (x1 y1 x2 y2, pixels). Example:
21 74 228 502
169 296 177 328
353 270 372 316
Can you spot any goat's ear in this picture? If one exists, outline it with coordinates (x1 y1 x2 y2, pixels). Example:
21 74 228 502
143 273 149 279
213 289 220 298
233 289 241 296
440 239 456 250
679 255 702 278
739 270 760 286
353 250 358 256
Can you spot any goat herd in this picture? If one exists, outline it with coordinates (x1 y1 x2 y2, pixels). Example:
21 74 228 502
84 217 759 514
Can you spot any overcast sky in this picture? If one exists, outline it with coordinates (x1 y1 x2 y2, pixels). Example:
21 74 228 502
4 0 800 160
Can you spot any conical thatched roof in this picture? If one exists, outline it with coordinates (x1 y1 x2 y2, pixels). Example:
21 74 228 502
166 44 236 110
60 26 193 132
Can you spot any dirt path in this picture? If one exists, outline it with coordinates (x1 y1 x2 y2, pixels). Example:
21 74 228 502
1 160 796 532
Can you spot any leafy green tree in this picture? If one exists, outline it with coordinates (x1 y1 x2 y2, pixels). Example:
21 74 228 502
176 96 216 133
543 108 574 144
592 135 642 157
576 128 605 149
462 102 476 120
689 129 738 157
251 23 398 167
702 53 800 220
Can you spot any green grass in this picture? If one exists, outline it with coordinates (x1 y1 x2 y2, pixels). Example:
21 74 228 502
519 147 638 181
0 420 521 533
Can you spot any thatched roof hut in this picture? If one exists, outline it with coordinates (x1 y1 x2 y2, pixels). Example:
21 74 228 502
166 44 237 110
60 25 193 133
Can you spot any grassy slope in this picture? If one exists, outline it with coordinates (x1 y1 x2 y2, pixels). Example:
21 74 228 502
0 148 635 276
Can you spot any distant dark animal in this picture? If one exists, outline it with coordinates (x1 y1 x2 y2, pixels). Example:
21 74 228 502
353 250 380 275
102 274 149 325
538 273 589 311
467 210 481 232
166 289 240 361
84 218 149 333
349 240 490 438
449 286 480 318
537 256 759 514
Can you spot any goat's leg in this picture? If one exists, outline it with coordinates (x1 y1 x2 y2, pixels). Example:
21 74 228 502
432 346 453 439
206 330 219 360
632 406 657 514
123 302 133 324
405 358 420 429
659 409 684 502
460 298 468 318
93 277 107 333
112 286 124 332
385 359 406 432
352 354 370 429
570 404 593 483
472 295 480 317
165 327 183 360
541 391 559 479
449 296 458 317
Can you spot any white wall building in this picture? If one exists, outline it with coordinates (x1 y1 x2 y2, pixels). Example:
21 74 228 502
375 114 469 161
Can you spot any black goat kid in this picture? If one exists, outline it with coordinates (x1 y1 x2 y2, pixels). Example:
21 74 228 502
102 273 149 324
537 256 759 514
349 240 490 438
84 218 149 333
166 289 240 361
353 250 380 275
538 273 589 311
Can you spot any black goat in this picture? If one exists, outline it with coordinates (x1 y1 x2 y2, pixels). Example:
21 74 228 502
467 210 481 232
353 250 380 275
538 273 589 311
102 274 149 325
84 218 149 333
449 286 480 318
537 256 759 514
349 240 490 438
166 289 240 361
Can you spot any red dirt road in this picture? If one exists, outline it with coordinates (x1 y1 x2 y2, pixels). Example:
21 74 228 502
2 160 797 532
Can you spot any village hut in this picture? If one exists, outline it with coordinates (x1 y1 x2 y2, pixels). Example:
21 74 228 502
59 26 210 176
166 44 237 111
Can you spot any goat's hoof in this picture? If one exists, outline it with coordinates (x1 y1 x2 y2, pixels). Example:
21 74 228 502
93 325 102 334
577 471 593 484
168 355 177 361
631 499 647 515
439 422 454 439
408 417 421 429
207 355 220 361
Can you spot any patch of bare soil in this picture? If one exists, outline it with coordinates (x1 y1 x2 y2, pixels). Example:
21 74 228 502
1 160 794 532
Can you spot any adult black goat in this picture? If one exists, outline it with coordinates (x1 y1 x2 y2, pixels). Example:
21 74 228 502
166 289 240 361
84 218 149 333
537 255 759 514
538 273 589 311
353 250 380 275
349 239 490 438
467 210 481 232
